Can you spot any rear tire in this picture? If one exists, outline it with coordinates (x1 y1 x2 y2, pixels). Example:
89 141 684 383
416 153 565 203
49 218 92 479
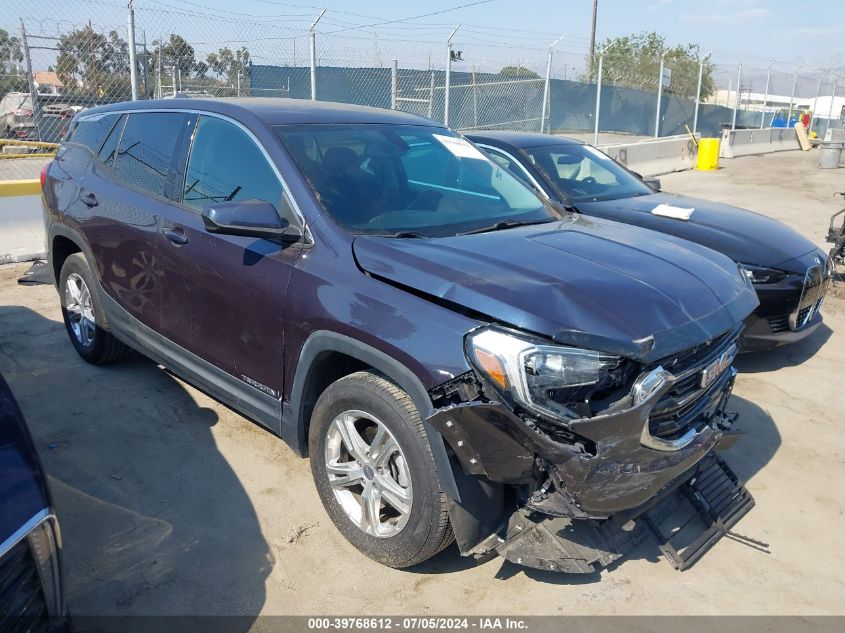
59 253 128 365
309 371 453 568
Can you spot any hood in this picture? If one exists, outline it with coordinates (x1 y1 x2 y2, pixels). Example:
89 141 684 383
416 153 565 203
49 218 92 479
575 192 818 270
353 214 759 362
0 374 51 546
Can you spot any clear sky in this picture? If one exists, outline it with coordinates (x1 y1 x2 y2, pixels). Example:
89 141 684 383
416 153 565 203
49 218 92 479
5 0 843 95
179 0 843 69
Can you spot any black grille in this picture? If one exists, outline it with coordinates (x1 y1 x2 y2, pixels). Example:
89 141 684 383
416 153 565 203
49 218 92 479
789 264 827 330
648 329 739 439
0 539 50 633
767 315 790 334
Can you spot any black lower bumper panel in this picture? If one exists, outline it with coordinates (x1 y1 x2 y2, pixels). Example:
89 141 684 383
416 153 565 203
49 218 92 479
644 452 755 570
495 453 753 573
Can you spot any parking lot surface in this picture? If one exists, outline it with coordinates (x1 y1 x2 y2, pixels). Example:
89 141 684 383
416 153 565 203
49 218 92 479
0 150 843 617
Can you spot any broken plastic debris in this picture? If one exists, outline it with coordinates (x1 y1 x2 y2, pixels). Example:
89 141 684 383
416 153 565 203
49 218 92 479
652 204 694 221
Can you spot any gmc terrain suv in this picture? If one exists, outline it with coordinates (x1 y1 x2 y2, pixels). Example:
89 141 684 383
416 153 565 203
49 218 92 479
43 98 760 573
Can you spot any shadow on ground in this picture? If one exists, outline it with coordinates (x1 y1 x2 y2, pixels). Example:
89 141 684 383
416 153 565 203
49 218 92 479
0 305 271 628
736 323 832 373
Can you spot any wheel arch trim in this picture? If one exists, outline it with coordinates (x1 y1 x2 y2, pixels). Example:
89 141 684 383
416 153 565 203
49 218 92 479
283 330 460 500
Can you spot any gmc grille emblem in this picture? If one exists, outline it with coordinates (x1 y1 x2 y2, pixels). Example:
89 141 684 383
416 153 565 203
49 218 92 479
699 344 738 390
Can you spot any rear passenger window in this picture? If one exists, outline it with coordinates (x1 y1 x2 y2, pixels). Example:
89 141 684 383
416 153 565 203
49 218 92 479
98 114 126 169
114 112 185 198
68 113 119 155
182 116 284 214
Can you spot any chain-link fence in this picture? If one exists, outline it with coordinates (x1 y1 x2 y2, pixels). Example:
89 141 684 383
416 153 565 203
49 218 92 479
1 0 843 181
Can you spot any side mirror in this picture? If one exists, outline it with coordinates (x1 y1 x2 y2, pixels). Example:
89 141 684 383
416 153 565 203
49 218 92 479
202 199 302 243
643 177 662 191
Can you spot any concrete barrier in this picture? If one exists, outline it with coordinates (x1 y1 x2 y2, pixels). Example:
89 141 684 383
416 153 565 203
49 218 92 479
824 128 845 143
0 180 45 264
719 127 800 159
599 134 700 177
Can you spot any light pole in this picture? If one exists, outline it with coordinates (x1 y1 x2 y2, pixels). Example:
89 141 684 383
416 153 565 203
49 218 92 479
692 51 711 134
309 8 326 101
760 61 772 128
654 49 668 138
588 0 598 80
127 0 138 101
731 60 744 131
593 42 615 145
541 35 564 133
444 25 460 127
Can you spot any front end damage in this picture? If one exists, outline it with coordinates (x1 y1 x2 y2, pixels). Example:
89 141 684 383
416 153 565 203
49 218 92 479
427 329 754 573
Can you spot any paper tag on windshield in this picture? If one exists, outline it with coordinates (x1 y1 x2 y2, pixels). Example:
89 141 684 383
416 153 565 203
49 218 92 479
433 134 487 160
651 204 694 221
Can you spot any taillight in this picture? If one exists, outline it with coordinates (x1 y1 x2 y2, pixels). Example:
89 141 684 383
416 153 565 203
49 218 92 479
40 162 50 189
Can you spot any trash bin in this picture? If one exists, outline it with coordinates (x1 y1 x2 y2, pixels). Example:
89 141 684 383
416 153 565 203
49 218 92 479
697 138 720 171
819 141 844 169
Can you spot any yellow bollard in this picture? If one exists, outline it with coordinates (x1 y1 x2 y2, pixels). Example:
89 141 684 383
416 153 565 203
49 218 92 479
696 138 720 171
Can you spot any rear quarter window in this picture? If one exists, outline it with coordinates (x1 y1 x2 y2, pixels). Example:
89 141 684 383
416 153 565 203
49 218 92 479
113 112 186 198
66 113 120 155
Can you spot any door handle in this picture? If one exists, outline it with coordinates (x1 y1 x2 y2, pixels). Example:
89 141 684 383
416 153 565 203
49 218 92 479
81 192 98 208
163 228 189 246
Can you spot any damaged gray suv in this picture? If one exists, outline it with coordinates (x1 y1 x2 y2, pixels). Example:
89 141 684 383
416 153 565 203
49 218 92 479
43 98 760 573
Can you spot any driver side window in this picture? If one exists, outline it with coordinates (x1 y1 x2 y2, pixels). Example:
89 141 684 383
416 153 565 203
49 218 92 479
183 116 293 220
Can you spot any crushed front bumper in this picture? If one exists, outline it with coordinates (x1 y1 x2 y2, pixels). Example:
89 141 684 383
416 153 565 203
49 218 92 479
495 452 754 573
427 345 751 572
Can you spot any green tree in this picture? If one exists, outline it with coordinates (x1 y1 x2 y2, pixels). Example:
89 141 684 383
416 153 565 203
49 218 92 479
0 29 26 93
151 34 196 79
206 46 250 94
589 32 715 100
56 26 130 97
498 65 541 79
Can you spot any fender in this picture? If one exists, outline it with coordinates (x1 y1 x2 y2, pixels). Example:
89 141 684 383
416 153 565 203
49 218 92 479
47 222 97 287
282 330 460 500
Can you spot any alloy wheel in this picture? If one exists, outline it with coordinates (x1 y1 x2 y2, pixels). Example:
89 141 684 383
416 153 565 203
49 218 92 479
64 272 96 347
324 409 412 538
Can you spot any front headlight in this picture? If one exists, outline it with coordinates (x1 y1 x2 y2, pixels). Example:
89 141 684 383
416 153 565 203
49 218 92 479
740 263 786 284
466 327 622 420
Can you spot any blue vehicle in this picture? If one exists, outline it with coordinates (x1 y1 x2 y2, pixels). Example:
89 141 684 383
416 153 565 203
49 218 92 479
0 373 67 632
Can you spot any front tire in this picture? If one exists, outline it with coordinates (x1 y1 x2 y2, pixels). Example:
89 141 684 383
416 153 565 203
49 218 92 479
59 253 128 365
309 371 453 568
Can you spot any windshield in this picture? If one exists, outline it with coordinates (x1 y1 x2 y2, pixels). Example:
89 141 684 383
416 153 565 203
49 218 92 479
521 143 653 203
274 124 556 237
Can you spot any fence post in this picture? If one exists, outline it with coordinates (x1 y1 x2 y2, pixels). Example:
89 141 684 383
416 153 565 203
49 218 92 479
309 9 326 101
809 77 821 137
428 72 434 119
786 67 798 129
693 52 710 134
654 50 668 138
826 79 839 138
444 25 459 127
593 51 604 146
20 21 42 141
391 59 398 109
127 0 138 100
541 35 564 134
760 63 772 128
731 62 742 131
471 65 477 128
141 30 149 97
